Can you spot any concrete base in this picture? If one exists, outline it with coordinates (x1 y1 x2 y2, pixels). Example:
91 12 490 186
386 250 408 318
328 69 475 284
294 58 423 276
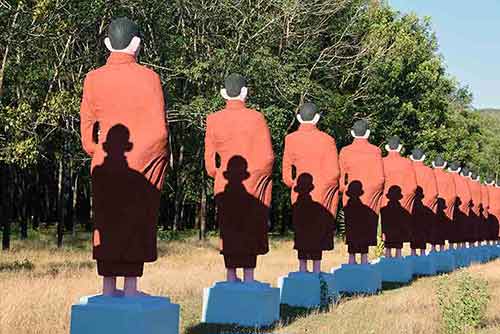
429 251 456 273
468 247 483 264
202 281 280 327
70 295 180 334
479 246 493 262
406 255 437 276
451 248 471 268
278 272 321 308
372 257 413 283
331 264 381 295
488 245 500 258
320 272 339 303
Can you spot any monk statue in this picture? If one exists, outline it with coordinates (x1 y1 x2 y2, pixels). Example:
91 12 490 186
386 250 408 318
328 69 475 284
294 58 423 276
282 103 339 273
410 148 438 256
380 136 417 258
80 17 169 296
467 170 482 247
339 120 384 264
450 164 472 249
484 176 496 245
204 74 274 283
480 175 491 245
487 178 500 246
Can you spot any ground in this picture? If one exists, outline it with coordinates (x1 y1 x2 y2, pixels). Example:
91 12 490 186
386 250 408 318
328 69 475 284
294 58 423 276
1 230 500 334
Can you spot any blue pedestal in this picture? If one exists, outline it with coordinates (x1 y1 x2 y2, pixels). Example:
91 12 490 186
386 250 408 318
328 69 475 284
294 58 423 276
320 272 340 303
479 246 492 262
372 257 413 283
468 247 482 264
278 272 339 308
331 264 381 295
453 248 472 267
202 281 280 327
406 255 437 276
429 251 455 273
278 272 321 308
488 245 500 258
70 295 180 334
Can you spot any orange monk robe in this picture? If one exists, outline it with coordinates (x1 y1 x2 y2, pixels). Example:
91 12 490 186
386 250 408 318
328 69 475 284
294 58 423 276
433 168 456 244
380 152 417 248
80 53 168 272
411 161 438 248
480 184 490 241
204 100 274 259
487 185 500 240
339 138 385 253
451 173 472 243
282 123 340 254
467 178 482 243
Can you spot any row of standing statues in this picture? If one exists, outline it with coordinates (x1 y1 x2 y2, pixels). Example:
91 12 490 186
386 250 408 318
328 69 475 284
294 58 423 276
70 18 500 334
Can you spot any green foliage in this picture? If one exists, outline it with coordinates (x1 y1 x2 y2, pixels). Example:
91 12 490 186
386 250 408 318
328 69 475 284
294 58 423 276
437 272 490 334
1 0 500 234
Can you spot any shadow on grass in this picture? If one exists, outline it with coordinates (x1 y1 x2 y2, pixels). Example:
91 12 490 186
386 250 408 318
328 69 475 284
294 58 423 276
185 322 277 334
185 303 333 334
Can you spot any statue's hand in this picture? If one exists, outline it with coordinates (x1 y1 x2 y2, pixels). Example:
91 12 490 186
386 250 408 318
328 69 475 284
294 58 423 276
93 229 101 247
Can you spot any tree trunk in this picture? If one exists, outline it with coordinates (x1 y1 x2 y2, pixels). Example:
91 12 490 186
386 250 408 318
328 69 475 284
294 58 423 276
72 171 79 237
57 159 64 248
1 165 11 250
199 180 207 241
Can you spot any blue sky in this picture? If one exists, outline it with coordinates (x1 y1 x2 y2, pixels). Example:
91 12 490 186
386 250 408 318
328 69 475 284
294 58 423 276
388 0 500 109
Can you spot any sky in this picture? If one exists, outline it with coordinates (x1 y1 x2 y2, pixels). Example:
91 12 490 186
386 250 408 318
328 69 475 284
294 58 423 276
388 0 500 109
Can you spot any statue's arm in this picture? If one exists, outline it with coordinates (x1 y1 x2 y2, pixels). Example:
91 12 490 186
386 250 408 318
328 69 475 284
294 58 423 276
80 75 97 157
204 116 217 178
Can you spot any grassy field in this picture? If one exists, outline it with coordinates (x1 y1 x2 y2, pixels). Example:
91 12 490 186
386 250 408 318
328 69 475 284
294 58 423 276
1 231 500 334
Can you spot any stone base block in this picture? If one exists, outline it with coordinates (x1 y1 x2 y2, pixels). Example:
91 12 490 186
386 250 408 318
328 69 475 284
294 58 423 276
371 257 413 283
429 251 456 273
70 295 180 334
201 281 280 327
406 255 437 276
331 264 381 295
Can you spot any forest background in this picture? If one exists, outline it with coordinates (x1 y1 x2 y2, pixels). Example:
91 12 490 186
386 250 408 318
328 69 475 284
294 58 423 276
1 0 499 249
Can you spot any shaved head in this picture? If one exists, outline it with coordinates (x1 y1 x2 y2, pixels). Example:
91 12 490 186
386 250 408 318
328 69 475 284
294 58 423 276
224 74 246 98
299 103 319 122
107 17 140 50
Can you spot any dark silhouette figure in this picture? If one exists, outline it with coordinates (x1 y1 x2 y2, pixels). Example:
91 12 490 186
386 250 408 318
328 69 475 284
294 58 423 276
452 196 469 244
91 124 161 278
433 197 450 245
381 185 411 249
291 173 335 261
468 204 481 244
215 156 269 270
343 181 379 254
412 186 437 249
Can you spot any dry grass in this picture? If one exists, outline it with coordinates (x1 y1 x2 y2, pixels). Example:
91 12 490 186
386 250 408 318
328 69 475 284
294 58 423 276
1 234 500 334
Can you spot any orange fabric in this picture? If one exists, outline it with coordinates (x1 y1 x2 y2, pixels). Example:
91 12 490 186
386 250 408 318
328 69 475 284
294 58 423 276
80 52 168 264
282 124 339 252
466 178 481 242
451 173 472 242
339 138 385 248
480 184 490 241
411 161 438 246
433 168 456 220
380 152 417 244
433 168 456 244
204 100 274 256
